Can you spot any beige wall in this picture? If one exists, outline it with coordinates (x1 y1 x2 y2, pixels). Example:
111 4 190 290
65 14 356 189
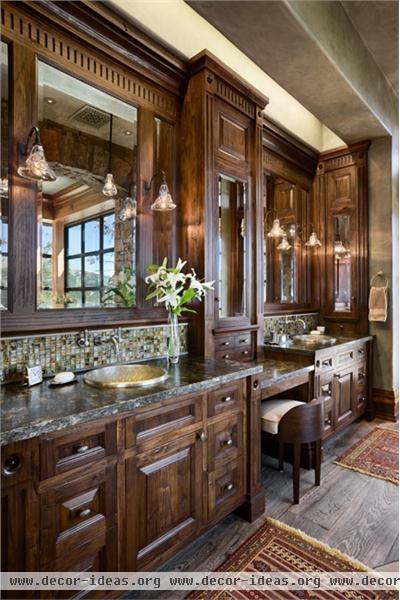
111 0 343 152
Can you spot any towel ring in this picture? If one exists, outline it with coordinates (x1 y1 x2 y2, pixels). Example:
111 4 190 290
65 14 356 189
370 271 388 287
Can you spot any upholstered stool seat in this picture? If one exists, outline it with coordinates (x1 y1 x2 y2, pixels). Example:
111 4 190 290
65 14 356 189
261 399 303 434
260 397 324 504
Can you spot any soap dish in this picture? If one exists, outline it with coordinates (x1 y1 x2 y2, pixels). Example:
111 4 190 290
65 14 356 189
48 377 77 387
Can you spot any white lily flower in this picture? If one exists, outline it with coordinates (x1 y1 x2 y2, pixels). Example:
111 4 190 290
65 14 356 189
176 258 187 272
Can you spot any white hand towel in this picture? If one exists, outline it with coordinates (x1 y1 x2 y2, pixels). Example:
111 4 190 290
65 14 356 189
368 286 388 322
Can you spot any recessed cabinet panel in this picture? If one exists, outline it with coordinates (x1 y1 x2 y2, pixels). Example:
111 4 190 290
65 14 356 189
218 114 247 162
217 175 247 319
0 41 9 312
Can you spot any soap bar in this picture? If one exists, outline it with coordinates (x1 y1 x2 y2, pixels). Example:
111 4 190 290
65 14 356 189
310 330 321 335
53 371 75 384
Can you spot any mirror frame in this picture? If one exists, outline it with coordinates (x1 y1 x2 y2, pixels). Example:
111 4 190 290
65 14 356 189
1 13 180 334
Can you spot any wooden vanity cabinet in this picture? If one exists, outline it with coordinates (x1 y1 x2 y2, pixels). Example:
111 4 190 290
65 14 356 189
314 339 371 437
315 142 370 337
1 376 258 590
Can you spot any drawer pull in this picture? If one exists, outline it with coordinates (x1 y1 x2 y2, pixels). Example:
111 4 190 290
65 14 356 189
76 445 89 454
226 483 233 491
198 431 207 443
358 349 365 355
79 508 91 518
2 454 22 476
242 350 249 355
253 380 259 390
239 339 248 344
322 359 332 367
222 438 233 447
222 342 230 346
222 354 230 359
222 395 232 403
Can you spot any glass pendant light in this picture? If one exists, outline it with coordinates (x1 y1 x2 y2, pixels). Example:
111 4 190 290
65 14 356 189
334 219 347 256
102 114 117 197
0 178 8 197
145 170 176 211
305 225 322 247
267 218 285 238
119 183 137 221
17 126 56 182
276 233 291 251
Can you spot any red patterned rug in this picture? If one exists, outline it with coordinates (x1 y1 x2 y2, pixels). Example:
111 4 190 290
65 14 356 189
187 517 397 599
334 427 398 485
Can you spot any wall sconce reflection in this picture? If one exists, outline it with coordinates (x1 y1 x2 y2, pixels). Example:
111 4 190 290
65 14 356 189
145 170 176 211
17 126 56 181
118 183 137 221
305 224 322 248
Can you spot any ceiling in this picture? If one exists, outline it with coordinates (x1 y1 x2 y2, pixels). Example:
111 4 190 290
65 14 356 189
341 0 398 93
186 0 398 143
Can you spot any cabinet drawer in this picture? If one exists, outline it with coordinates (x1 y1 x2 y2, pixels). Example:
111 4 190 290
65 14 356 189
40 465 117 567
336 348 355 368
208 383 242 417
39 421 117 480
235 346 252 360
235 333 251 346
315 355 334 372
208 457 244 521
215 348 237 360
208 413 243 470
214 335 236 350
126 394 203 449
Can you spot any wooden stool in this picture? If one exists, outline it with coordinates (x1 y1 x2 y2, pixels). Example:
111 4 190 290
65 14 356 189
261 398 324 504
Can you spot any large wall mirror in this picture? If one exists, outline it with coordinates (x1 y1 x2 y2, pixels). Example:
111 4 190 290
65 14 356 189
217 174 247 319
0 41 9 311
264 173 299 306
37 62 138 309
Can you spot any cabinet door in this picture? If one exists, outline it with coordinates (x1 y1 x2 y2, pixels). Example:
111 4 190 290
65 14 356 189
39 464 117 571
315 372 335 437
334 367 356 428
126 431 203 570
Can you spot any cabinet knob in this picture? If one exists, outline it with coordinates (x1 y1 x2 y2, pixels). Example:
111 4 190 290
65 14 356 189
223 438 233 447
242 350 249 355
79 508 91 518
76 444 89 454
198 432 207 443
222 395 232 403
2 454 22 476
226 483 233 491
222 354 230 359
253 380 259 390
222 342 230 346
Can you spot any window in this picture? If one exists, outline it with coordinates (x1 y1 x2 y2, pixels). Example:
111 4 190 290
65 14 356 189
38 222 53 308
65 213 115 308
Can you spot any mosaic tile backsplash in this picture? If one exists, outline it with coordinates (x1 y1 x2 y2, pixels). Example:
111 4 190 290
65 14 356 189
1 324 188 383
264 313 319 339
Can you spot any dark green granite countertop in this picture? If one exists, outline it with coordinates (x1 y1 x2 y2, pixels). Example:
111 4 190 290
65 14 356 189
252 358 314 390
264 335 373 357
1 356 263 445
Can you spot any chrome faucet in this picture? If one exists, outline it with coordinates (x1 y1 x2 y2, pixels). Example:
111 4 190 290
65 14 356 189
76 329 90 347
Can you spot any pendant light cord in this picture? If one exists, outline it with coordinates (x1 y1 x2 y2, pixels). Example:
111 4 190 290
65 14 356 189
108 114 113 174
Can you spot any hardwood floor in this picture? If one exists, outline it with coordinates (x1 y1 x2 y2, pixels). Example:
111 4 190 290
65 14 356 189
125 418 399 599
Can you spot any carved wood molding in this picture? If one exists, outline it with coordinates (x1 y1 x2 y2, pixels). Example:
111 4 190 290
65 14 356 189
317 141 370 175
1 1 179 120
263 149 312 189
215 77 255 120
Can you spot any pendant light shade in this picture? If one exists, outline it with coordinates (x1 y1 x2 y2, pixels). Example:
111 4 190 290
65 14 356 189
103 173 117 197
305 230 322 247
267 218 285 238
276 233 291 251
119 184 137 221
334 239 348 256
102 114 117 197
145 170 176 211
17 126 56 182
0 178 8 197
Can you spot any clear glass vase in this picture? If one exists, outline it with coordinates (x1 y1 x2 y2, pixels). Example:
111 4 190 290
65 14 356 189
167 310 180 364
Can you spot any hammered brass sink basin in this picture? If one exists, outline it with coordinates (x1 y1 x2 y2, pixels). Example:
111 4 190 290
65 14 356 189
84 364 168 388
292 334 337 346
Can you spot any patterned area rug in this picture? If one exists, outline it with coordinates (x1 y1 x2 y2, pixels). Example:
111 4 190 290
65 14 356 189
334 427 398 485
187 517 397 599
